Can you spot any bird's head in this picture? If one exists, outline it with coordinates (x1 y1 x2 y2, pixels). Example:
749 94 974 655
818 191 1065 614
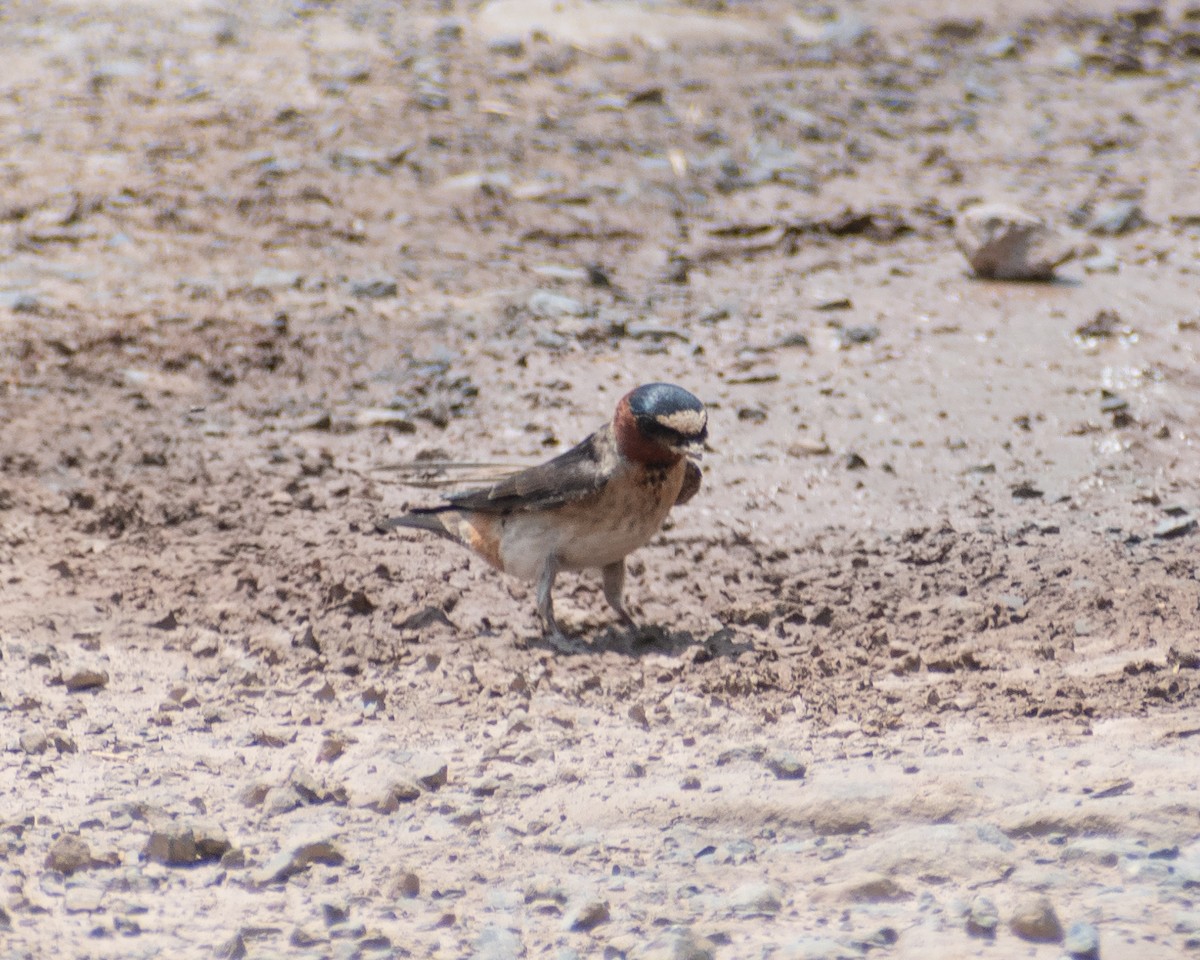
613 382 708 465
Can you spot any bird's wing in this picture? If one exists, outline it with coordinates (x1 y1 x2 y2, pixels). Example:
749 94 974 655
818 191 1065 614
444 429 611 514
675 459 702 506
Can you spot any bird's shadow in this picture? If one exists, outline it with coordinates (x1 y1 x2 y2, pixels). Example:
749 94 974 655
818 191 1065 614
525 622 753 660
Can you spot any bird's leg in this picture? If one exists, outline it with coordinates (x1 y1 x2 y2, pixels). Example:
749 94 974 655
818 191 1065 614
536 553 565 640
601 560 639 630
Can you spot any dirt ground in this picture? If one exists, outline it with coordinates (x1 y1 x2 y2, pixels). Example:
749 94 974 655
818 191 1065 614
3 0 1200 957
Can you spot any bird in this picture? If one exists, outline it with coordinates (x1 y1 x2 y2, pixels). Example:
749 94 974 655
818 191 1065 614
384 382 708 642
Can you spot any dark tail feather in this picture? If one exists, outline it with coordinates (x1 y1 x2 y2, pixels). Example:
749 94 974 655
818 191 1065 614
379 509 457 540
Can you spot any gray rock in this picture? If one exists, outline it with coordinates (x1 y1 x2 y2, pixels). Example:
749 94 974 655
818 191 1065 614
256 834 344 885
1090 200 1145 235
0 290 38 312
779 936 863 960
263 783 306 816
563 896 609 931
476 924 524 959
20 730 49 755
45 834 93 875
63 663 109 692
1009 895 1064 943
765 752 807 780
1153 514 1196 539
143 824 197 865
252 267 302 291
412 753 449 790
351 776 422 813
389 869 420 898
64 882 104 913
487 35 525 57
214 932 247 959
729 881 783 916
321 900 350 926
955 202 1076 280
1081 247 1120 273
966 895 999 937
528 290 588 319
634 926 716 960
350 278 398 299
1064 920 1100 958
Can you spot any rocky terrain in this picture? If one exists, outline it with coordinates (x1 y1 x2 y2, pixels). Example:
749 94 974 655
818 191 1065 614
2 0 1199 957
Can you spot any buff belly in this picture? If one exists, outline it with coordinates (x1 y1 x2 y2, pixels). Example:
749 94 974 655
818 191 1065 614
494 461 685 581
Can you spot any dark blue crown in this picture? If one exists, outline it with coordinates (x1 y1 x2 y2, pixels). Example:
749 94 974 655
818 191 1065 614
627 383 704 419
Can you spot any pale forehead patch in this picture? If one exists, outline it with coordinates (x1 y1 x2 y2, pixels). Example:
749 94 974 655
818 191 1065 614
655 408 707 435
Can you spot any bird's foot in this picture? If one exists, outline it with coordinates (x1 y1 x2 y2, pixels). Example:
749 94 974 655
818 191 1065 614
546 629 587 655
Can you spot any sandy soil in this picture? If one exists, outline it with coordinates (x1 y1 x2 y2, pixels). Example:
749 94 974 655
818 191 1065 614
2 1 1200 957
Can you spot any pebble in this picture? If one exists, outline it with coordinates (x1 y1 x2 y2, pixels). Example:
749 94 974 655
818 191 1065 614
1153 514 1196 539
1081 247 1120 273
529 290 589 319
635 926 716 960
955 202 1076 280
349 278 398 299
411 753 449 790
63 663 109 692
1090 200 1144 235
563 896 610 931
1009 895 1064 942
1063 920 1101 958
20 730 49 755
729 882 783 916
966 895 999 936
389 870 420 899
214 933 247 960
251 267 302 291
256 834 344 885
765 752 807 780
476 925 524 960
45 834 93 875
63 883 104 913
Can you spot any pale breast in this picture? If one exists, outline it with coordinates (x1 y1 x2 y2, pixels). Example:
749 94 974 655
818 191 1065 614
496 459 686 579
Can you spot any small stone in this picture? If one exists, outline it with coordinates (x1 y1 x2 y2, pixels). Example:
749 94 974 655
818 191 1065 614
412 754 449 791
214 932 247 960
142 824 198 866
321 900 350 926
20 730 49 755
528 290 588 318
476 925 524 960
45 834 93 875
63 664 109 692
729 881 783 916
680 776 701 791
289 925 327 948
1153 514 1196 539
1064 920 1101 958
563 896 609 931
487 35 525 57
192 820 233 860
1009 895 1064 943
390 870 420 899
63 883 104 913
1090 200 1145 235
350 278 398 299
256 834 344 885
764 753 807 780
1082 247 1120 273
966 895 999 937
352 777 422 814
955 202 1076 280
636 926 717 960
252 267 302 291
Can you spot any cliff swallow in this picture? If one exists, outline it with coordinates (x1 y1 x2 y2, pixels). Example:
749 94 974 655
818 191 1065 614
384 382 708 642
